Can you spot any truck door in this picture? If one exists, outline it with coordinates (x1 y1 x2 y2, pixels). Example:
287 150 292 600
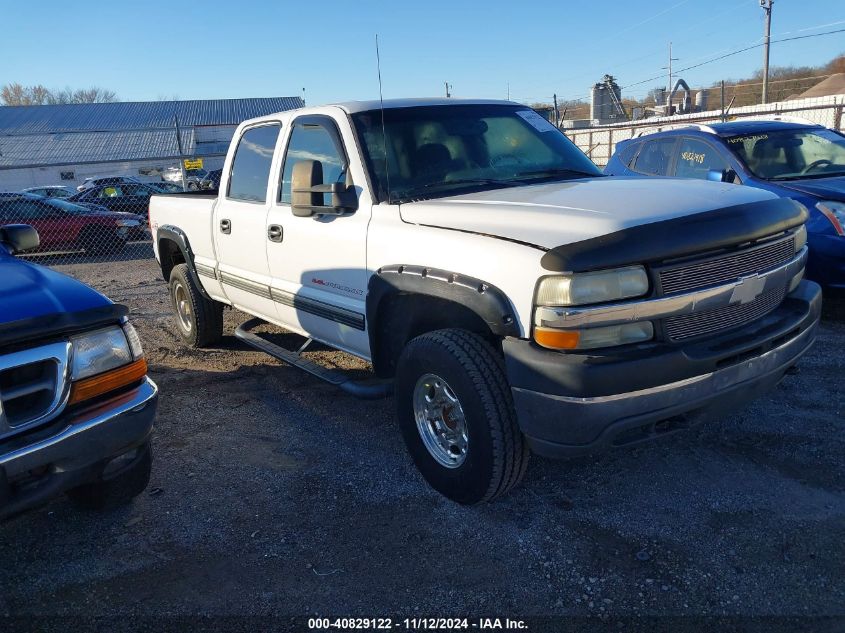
213 122 282 322
265 114 373 358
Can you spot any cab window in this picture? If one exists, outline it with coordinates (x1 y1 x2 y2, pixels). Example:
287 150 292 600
632 138 676 176
674 138 730 179
227 124 281 203
279 119 347 205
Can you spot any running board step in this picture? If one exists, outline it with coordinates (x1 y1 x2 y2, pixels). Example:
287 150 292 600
235 318 392 399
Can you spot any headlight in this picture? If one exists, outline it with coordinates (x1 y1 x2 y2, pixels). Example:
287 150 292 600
535 322 654 350
68 323 146 405
70 326 133 380
794 224 807 251
816 201 845 236
536 265 649 306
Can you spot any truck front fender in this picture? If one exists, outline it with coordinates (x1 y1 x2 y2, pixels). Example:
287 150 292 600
366 265 520 376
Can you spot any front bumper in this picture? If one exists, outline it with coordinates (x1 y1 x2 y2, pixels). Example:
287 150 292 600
0 377 158 519
504 281 821 458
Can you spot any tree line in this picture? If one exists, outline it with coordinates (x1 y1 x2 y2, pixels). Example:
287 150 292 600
1 83 118 106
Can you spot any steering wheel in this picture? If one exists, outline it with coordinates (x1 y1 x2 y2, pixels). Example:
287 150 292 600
802 159 832 174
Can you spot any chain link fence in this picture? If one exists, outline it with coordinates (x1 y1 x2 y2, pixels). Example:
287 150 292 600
0 97 302 281
0 169 220 268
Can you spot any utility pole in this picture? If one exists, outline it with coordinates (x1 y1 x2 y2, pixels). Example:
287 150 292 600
445 81 452 98
761 0 774 104
662 42 679 114
507 82 510 101
553 93 559 127
174 114 187 192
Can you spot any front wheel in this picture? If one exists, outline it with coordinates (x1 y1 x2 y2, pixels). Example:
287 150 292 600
395 329 529 504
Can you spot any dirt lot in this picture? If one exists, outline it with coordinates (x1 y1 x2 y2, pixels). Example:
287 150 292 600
1 252 843 627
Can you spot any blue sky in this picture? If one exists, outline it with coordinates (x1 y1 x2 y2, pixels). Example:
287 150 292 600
2 0 843 106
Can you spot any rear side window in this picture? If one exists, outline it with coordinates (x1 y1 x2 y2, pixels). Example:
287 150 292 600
633 138 676 176
674 138 730 179
227 124 281 202
615 142 639 168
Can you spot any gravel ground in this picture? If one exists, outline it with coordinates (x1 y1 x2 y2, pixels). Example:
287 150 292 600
1 251 843 627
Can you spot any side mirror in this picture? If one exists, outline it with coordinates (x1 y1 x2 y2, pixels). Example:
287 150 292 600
707 168 738 184
291 160 357 218
1 224 40 254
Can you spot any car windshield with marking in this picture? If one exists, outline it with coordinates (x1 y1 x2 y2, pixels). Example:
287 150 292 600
724 127 845 181
351 104 602 202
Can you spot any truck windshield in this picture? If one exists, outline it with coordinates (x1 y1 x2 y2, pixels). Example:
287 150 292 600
351 104 602 202
724 128 845 181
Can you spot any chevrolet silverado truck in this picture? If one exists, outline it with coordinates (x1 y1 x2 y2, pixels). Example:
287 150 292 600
150 98 821 504
0 224 157 520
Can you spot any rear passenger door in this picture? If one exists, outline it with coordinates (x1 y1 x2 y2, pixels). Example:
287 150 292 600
213 122 282 321
631 137 677 177
672 137 736 181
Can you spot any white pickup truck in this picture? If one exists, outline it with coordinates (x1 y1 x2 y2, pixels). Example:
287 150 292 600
150 98 820 504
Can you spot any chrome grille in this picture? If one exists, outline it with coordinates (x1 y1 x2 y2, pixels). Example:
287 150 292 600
0 342 70 438
664 287 787 341
659 236 795 295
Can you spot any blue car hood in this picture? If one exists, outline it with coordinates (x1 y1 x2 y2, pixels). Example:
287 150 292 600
0 252 126 347
775 175 845 201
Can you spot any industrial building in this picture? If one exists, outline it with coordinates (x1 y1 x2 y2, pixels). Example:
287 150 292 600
0 97 304 191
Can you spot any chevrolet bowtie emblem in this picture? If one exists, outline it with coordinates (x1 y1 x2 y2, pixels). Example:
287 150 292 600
729 274 766 305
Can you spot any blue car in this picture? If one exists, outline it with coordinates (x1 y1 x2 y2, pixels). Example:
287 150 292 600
0 223 157 519
604 119 845 291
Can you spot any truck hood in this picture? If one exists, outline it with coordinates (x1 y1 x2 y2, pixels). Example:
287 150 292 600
399 177 777 249
0 252 126 348
771 175 845 201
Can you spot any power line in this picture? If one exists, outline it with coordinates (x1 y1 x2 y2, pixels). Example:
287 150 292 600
620 27 845 91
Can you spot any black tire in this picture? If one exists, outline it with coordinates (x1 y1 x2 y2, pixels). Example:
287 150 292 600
168 262 224 347
80 226 124 255
395 329 529 504
67 442 152 510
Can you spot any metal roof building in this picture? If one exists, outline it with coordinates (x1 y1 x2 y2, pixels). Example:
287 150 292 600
0 97 303 190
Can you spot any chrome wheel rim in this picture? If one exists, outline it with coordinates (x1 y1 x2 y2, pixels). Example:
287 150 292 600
413 373 468 468
173 281 193 333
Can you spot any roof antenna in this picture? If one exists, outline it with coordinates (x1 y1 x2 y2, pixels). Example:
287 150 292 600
375 34 391 204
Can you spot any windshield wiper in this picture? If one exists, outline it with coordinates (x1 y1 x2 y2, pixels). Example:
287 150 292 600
513 168 603 180
769 170 845 181
422 178 523 189
397 178 523 200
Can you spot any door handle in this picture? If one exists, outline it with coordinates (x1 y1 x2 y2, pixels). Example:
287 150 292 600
267 224 283 242
220 218 231 234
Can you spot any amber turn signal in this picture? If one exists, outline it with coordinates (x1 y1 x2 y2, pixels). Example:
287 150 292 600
533 328 580 350
68 358 148 405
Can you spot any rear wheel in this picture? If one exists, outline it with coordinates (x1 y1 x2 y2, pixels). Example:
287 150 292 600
169 263 224 347
395 329 529 504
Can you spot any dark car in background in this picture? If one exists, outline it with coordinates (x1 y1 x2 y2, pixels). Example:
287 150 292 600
150 182 184 193
76 175 142 192
204 168 222 190
604 119 845 292
69 182 160 218
22 186 76 199
0 193 142 255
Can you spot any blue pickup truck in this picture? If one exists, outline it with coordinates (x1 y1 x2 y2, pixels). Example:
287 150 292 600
0 223 157 520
